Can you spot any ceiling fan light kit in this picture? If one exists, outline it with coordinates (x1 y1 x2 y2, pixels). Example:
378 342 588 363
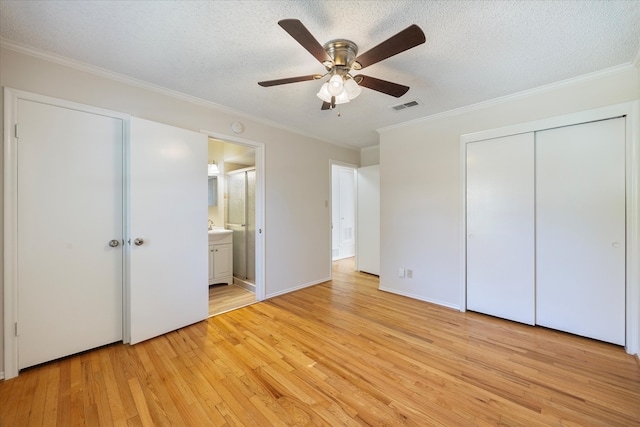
258 19 425 111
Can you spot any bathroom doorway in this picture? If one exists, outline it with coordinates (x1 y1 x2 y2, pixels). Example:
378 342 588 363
207 137 263 316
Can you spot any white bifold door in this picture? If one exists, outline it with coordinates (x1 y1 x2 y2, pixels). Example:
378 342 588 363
14 97 208 371
466 118 626 345
466 133 535 325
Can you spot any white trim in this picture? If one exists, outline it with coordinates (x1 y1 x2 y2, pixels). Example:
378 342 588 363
459 101 640 355
3 87 18 380
379 64 636 134
0 38 357 151
3 88 129 379
458 135 467 314
378 287 461 311
200 130 266 303
632 45 640 68
265 277 330 299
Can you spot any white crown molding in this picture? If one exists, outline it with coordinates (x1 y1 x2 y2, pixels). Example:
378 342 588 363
377 63 637 134
0 38 358 151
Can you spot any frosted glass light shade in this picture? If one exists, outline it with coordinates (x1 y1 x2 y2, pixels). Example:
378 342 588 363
334 89 350 104
344 78 362 100
317 83 332 103
208 162 219 176
317 80 351 105
328 74 344 96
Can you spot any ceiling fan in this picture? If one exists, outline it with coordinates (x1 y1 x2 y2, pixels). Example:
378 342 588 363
258 19 426 110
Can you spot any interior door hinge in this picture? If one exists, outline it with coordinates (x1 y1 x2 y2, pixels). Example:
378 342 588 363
14 124 19 139
15 322 18 337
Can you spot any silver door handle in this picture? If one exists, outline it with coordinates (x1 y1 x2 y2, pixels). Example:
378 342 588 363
108 239 120 248
134 238 144 246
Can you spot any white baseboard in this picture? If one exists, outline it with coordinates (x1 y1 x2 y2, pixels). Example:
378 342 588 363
265 277 330 299
377 286 461 311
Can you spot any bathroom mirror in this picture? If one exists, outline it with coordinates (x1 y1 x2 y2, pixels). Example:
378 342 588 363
208 176 218 206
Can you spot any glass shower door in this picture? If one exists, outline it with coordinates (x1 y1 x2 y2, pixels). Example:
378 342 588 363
227 168 256 283
227 171 247 279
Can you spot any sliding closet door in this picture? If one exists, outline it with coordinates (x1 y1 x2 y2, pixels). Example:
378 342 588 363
129 118 208 344
536 118 625 345
466 133 535 324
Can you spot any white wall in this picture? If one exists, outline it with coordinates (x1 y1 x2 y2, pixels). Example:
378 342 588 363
360 145 380 166
0 46 360 373
379 66 639 311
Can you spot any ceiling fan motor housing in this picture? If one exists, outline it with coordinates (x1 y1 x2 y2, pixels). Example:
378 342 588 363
323 39 360 72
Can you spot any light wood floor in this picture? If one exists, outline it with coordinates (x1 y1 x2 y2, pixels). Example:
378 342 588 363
209 283 256 316
2 258 639 426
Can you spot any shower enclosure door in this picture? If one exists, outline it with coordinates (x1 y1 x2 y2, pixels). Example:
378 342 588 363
226 168 256 282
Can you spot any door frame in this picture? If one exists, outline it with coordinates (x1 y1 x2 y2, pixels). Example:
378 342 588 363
200 130 266 302
3 88 129 379
329 160 358 277
459 101 640 355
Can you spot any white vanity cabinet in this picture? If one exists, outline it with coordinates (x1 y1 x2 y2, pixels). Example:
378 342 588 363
209 230 233 285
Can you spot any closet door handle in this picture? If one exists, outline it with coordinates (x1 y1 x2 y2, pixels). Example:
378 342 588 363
134 238 144 246
108 239 120 248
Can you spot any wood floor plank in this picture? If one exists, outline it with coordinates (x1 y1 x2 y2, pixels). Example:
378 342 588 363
209 283 256 316
1 258 639 426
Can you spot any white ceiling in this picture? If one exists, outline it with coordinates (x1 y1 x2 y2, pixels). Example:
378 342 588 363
1 1 639 149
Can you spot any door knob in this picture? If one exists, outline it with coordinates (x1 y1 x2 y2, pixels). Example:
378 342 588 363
134 238 144 246
108 239 120 248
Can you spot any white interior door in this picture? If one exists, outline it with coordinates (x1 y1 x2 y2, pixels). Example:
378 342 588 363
466 133 535 324
17 99 124 369
356 165 380 275
129 118 208 344
536 118 626 345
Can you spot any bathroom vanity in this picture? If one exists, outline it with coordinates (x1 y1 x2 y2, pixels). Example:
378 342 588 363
208 229 233 285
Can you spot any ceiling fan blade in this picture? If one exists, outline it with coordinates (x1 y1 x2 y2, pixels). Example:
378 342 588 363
278 19 332 64
258 74 322 87
354 75 410 98
321 101 331 110
354 25 425 69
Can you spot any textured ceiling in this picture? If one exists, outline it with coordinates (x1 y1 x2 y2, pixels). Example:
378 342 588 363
1 1 639 149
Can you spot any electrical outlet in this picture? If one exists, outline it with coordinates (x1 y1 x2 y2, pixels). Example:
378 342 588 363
398 268 405 278
407 269 413 279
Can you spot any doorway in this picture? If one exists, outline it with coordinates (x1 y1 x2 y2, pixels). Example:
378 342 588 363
206 137 264 315
331 164 357 261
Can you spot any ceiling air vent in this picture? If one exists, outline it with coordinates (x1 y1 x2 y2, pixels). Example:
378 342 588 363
390 100 422 111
